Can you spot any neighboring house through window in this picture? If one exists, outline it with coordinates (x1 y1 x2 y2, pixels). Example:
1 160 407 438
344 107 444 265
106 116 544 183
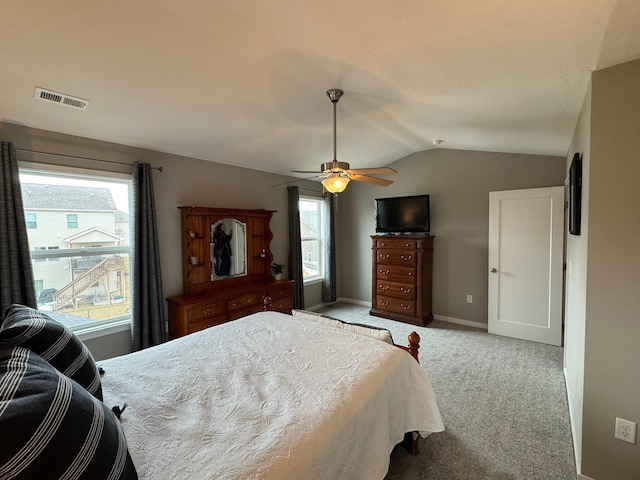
20 167 133 332
299 196 324 282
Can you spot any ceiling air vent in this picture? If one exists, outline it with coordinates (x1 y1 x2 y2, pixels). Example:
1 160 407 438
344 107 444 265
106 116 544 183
34 87 89 111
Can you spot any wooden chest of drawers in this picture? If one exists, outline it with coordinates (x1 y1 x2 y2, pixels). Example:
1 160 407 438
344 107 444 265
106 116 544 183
370 235 433 326
167 280 293 339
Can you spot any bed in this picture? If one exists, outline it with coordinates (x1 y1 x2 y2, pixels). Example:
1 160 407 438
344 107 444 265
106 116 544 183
0 305 443 480
100 310 443 479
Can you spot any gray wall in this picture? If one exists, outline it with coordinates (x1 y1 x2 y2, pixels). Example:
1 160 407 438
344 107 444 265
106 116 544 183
564 83 591 471
83 329 132 361
337 149 565 325
580 58 640 480
0 122 323 358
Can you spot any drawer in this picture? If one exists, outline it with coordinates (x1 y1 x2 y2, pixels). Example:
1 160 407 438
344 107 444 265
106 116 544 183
228 292 262 311
376 281 415 300
228 304 264 320
267 284 292 300
376 239 417 250
376 265 416 284
376 249 417 267
189 302 226 322
271 295 292 312
375 295 416 316
187 314 227 334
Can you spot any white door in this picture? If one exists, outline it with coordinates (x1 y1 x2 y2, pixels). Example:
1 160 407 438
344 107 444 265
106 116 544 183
488 187 564 346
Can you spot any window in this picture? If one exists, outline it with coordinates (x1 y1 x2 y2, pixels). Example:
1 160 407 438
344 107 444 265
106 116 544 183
20 167 133 332
67 213 78 228
299 197 324 282
26 213 37 229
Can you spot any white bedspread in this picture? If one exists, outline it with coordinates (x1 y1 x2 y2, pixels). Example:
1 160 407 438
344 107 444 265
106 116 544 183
101 311 444 480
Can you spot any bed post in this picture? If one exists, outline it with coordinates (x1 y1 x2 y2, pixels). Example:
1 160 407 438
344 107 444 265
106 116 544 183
262 295 273 311
404 331 421 455
407 331 420 363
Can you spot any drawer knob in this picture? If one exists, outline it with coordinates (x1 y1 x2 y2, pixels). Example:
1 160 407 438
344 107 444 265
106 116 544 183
380 284 389 291
203 309 212 316
401 255 412 261
400 287 411 293
380 301 389 306
380 269 390 275
380 254 390 259
401 304 410 310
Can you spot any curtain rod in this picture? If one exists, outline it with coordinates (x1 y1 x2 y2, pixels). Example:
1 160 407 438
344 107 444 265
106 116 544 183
297 187 325 195
16 148 163 172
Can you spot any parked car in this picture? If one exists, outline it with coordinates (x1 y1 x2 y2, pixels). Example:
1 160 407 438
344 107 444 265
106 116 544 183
37 288 57 310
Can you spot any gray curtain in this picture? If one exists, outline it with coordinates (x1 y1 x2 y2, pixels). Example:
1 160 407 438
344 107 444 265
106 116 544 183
322 192 337 303
132 162 167 350
0 142 37 312
287 186 305 309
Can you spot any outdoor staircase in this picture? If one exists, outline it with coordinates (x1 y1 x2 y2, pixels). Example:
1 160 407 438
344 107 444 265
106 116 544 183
52 257 122 310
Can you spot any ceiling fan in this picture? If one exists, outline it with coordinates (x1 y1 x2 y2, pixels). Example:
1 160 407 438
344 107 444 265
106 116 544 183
291 89 396 194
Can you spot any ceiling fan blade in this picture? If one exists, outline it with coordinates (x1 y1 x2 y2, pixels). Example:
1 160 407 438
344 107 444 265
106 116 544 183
346 167 397 175
271 175 321 187
291 170 323 174
349 174 393 186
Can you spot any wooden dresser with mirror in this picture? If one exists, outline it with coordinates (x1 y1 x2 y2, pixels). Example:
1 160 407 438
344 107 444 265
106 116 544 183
167 206 293 339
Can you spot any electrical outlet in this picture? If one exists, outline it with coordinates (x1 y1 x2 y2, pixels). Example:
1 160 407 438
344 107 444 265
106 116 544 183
466 295 473 303
615 417 637 444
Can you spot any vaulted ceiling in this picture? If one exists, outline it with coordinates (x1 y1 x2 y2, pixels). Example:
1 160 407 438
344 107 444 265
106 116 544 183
2 1 640 178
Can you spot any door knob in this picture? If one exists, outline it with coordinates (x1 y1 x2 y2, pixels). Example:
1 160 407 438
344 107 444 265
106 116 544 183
491 268 498 273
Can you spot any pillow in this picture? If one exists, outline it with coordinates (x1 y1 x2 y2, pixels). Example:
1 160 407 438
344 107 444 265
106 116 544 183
0 345 138 479
292 309 394 345
291 309 343 329
0 304 103 400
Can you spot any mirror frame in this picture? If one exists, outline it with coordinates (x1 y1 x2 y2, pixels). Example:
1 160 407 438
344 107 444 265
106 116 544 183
179 206 275 295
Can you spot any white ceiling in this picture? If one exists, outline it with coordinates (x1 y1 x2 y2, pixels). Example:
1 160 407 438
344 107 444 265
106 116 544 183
2 0 640 178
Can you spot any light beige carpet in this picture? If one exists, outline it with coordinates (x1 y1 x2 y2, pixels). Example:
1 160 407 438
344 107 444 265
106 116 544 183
316 302 577 480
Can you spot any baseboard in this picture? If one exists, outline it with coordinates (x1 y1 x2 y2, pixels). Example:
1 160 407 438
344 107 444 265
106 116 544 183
337 297 372 307
306 298 372 312
313 299 489 331
564 367 583 479
304 302 331 312
433 314 488 330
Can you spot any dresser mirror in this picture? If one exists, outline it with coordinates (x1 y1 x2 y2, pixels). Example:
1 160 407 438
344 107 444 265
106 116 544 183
179 206 275 296
210 218 247 280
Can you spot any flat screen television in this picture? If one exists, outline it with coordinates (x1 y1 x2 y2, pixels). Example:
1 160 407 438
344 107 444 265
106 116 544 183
375 194 430 234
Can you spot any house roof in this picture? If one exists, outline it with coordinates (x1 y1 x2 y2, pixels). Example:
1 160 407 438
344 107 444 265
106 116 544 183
300 210 319 237
22 184 116 211
64 227 121 243
2 1 640 178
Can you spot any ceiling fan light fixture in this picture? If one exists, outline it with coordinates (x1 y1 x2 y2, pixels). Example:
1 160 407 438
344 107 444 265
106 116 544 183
321 175 350 194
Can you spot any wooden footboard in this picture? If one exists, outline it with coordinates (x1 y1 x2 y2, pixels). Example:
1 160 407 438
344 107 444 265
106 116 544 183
394 331 420 364
394 331 422 455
